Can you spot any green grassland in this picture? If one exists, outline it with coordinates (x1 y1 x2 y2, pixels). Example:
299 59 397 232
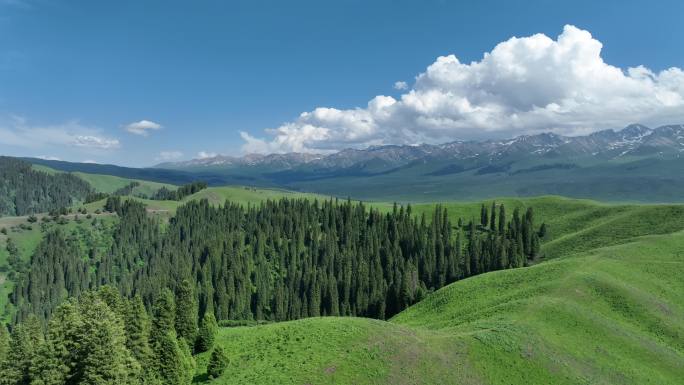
1 175 683 383
410 196 684 258
31 163 177 199
83 185 336 215
188 196 684 385
72 171 177 196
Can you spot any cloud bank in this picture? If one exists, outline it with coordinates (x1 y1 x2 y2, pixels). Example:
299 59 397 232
242 25 684 154
125 119 162 136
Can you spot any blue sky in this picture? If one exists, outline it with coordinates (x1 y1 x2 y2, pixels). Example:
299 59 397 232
1 0 683 166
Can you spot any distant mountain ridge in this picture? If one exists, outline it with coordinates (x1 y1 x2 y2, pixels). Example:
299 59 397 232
21 124 684 203
158 124 684 171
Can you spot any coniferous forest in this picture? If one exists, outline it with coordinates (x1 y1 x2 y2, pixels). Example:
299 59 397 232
11 197 542 324
1 196 543 384
0 157 93 217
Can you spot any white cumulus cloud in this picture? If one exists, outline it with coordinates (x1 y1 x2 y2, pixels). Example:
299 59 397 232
197 151 218 159
124 119 162 136
242 25 684 153
394 81 408 90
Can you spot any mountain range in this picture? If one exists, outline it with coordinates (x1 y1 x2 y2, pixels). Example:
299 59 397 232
158 124 684 170
27 124 684 202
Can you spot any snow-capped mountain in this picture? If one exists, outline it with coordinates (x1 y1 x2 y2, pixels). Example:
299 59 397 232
159 124 684 171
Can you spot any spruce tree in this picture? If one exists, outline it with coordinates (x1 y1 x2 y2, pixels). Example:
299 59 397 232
498 204 506 234
1 315 43 385
177 338 196 385
0 324 8 365
150 290 189 385
196 312 218 353
538 223 547 238
175 279 198 346
125 295 153 369
206 346 228 379
480 204 488 227
78 294 140 385
31 300 82 384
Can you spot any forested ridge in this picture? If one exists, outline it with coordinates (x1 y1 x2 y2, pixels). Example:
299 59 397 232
1 195 543 384
10 196 543 324
0 157 93 217
0 285 217 384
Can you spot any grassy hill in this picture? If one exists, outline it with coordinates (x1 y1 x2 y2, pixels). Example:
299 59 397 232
1 181 682 383
32 163 177 199
411 196 684 258
83 185 336 215
391 231 684 384
72 171 177 196
190 197 684 385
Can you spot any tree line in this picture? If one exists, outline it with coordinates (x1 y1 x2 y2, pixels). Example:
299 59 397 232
0 157 93 217
0 284 222 385
87 181 207 206
151 182 207 201
11 196 544 325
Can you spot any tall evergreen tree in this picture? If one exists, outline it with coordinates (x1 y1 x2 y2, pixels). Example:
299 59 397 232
0 325 8 366
175 279 198 346
150 290 188 385
196 312 218 353
78 294 140 385
206 346 228 380
0 315 43 385
125 295 153 371
480 204 488 227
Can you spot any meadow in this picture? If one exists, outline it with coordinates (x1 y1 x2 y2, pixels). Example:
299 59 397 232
1 172 683 384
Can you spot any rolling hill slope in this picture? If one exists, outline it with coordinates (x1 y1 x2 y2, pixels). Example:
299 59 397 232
191 199 684 385
72 171 177 196
2 182 682 383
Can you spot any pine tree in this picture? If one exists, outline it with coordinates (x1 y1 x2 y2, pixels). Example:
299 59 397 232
480 204 488 227
0 315 43 385
177 338 195 385
125 295 153 370
175 279 198 345
150 330 187 385
78 294 140 385
498 204 506 234
30 300 82 384
538 223 547 238
206 346 228 380
0 324 8 365
490 201 497 230
152 289 176 336
195 312 218 353
150 289 189 385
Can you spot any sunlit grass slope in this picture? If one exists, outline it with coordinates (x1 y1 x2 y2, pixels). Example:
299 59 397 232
83 185 334 214
194 207 684 384
72 171 177 196
392 231 684 384
193 317 471 385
